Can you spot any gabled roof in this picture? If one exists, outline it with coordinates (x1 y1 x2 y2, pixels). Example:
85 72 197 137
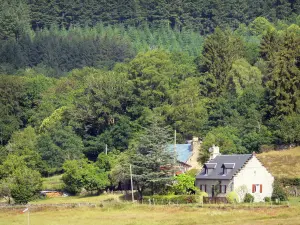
167 144 192 163
196 154 252 180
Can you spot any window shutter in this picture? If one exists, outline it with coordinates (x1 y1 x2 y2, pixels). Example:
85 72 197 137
260 184 263 193
219 185 222 193
225 185 227 193
205 184 206 192
252 184 255 193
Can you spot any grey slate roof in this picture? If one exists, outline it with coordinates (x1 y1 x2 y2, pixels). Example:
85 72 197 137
196 154 253 180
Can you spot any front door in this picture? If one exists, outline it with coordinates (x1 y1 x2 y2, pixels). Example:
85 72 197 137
211 185 215 197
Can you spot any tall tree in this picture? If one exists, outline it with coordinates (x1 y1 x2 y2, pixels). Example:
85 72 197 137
0 0 30 40
263 26 300 118
130 120 176 198
199 28 244 97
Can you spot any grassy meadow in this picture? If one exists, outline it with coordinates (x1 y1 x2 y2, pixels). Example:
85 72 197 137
257 147 300 178
1 200 300 225
42 175 64 190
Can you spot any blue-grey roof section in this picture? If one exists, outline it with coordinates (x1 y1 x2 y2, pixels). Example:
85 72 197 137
196 154 252 180
167 144 192 163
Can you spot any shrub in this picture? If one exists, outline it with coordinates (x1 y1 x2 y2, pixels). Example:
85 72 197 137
243 193 254 203
172 174 196 195
0 166 42 204
272 180 288 201
226 191 239 204
198 192 208 203
264 197 271 202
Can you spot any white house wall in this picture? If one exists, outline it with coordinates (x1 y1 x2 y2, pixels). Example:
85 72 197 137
233 156 274 202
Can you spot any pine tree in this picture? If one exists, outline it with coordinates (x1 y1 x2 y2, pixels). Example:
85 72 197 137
264 26 300 118
199 28 244 97
130 120 175 198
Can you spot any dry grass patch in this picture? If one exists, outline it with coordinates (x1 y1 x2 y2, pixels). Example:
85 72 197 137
1 204 300 225
31 194 122 204
257 147 300 178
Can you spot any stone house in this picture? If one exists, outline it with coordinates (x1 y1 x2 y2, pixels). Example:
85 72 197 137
195 145 274 202
168 137 201 174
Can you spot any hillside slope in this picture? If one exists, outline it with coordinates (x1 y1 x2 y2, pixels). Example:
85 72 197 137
257 147 300 179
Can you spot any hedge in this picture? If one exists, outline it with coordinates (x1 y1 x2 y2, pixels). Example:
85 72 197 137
143 195 203 204
278 178 300 187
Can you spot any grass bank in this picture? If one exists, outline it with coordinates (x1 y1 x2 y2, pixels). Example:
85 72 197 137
257 147 300 178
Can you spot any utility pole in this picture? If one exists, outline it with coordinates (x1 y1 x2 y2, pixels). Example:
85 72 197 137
174 129 177 159
130 164 134 202
105 144 108 155
174 129 177 176
28 208 30 225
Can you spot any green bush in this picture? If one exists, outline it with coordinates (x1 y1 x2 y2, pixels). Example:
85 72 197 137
272 180 288 201
143 194 203 204
226 191 239 204
264 197 271 202
243 193 254 203
197 192 209 204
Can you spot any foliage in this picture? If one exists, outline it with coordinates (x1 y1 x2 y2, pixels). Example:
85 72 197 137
272 179 288 201
130 120 176 198
143 194 202 204
264 197 271 202
226 191 239 204
0 0 31 40
0 156 42 204
199 28 244 97
185 169 199 178
243 193 254 203
201 126 247 156
172 174 197 195
235 185 248 202
263 26 300 118
276 114 300 144
0 13 299 198
26 0 300 35
62 159 109 195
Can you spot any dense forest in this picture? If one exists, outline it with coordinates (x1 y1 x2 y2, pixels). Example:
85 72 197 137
0 0 299 203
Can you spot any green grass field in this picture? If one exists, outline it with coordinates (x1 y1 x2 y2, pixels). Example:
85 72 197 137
31 194 122 204
42 175 64 190
1 202 300 225
0 196 300 225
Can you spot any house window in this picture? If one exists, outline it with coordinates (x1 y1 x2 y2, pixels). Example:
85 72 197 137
200 184 206 192
252 184 263 193
219 185 227 194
